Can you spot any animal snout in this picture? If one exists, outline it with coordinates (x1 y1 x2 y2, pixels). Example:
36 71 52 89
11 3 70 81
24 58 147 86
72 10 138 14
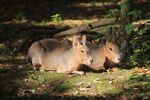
89 59 93 63
119 53 124 61
87 57 93 65
90 58 93 63
115 57 120 63
118 57 121 62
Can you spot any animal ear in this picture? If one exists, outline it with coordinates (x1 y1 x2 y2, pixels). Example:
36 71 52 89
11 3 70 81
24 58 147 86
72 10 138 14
81 35 86 45
111 36 116 42
105 40 109 46
72 35 79 47
101 36 107 44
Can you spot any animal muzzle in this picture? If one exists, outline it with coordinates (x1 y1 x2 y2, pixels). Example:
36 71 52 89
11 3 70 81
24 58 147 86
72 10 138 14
85 57 93 66
113 56 120 63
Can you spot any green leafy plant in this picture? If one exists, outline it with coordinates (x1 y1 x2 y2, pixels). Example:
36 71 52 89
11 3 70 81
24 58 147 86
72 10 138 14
16 12 26 20
107 9 120 17
106 9 120 21
106 5 149 67
128 10 142 20
130 27 149 67
125 23 134 34
129 73 150 82
51 14 62 22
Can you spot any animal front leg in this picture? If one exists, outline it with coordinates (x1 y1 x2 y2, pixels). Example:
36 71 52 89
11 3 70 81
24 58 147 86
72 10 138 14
32 64 41 71
39 67 45 72
56 66 85 75
72 71 85 75
56 66 65 73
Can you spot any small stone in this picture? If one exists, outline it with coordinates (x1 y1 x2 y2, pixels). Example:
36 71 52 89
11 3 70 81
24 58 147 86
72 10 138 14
18 65 23 69
37 87 41 90
31 89 35 93
24 79 28 82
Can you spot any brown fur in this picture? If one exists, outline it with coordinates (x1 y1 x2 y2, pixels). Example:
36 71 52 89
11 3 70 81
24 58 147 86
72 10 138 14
86 40 121 70
28 35 92 74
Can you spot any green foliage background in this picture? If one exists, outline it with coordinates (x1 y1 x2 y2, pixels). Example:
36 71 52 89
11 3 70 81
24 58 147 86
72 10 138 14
107 7 149 67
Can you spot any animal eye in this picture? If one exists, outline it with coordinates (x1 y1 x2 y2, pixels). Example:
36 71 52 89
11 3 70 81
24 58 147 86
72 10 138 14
81 50 84 53
109 48 112 51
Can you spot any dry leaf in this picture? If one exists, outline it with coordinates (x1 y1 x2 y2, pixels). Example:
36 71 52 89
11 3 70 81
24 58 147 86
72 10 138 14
118 76 124 78
86 82 92 88
79 87 90 92
76 82 83 86
145 70 150 74
94 78 102 83
109 81 113 85
72 91 79 95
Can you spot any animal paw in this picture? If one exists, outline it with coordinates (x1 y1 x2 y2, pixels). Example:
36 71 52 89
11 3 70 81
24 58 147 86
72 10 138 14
39 67 45 72
72 71 85 75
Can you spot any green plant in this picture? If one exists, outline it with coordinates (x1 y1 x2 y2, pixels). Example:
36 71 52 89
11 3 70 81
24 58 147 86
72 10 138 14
51 14 62 22
130 27 150 67
128 10 142 20
106 4 149 67
16 12 26 20
106 9 120 20
125 23 134 34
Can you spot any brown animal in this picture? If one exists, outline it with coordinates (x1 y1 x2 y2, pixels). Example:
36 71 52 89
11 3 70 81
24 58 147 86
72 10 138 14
86 38 121 70
27 35 93 74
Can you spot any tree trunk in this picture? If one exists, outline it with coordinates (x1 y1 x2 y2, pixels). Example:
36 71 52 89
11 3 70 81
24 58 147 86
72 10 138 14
120 0 133 65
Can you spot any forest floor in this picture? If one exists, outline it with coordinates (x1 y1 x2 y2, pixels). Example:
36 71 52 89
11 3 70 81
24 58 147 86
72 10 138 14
0 0 150 99
0 48 150 99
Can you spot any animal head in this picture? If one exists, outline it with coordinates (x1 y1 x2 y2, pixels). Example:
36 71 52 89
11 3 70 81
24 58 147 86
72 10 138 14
103 39 121 64
72 35 93 66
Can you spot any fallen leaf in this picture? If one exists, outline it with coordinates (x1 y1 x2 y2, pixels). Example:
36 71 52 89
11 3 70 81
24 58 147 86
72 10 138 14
109 81 113 85
79 87 90 92
93 79 102 83
145 70 150 74
86 82 92 88
76 82 83 86
72 91 79 95
118 76 124 78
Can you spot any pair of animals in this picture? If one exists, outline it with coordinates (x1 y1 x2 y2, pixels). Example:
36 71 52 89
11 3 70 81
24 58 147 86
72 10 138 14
28 35 121 74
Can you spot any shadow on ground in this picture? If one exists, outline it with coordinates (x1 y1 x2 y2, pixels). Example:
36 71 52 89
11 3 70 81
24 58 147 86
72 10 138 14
0 66 72 99
0 64 150 99
0 0 118 22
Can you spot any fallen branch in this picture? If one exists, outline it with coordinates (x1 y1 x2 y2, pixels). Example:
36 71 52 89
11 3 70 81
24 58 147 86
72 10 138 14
133 19 150 26
53 18 116 38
